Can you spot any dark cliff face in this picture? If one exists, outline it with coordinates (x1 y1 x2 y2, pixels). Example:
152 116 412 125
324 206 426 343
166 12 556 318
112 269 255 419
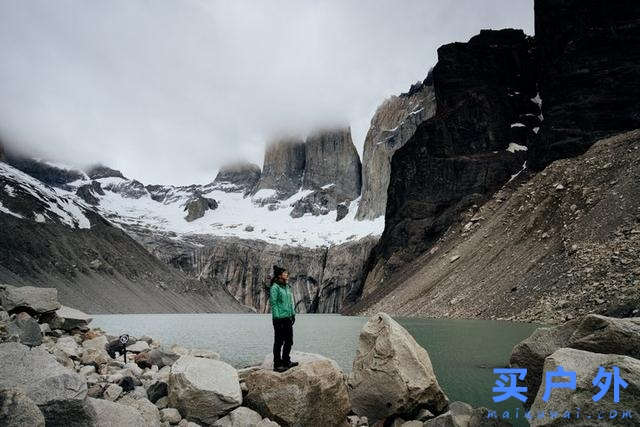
254 137 306 199
530 0 640 169
213 162 261 194
0 140 5 162
5 155 85 187
86 165 126 180
303 128 362 202
361 29 537 290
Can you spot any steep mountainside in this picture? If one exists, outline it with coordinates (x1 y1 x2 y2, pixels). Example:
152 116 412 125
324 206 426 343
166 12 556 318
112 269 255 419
349 0 640 322
0 162 246 313
137 234 378 314
356 80 437 220
530 0 640 169
253 137 306 200
346 130 640 323
361 29 538 293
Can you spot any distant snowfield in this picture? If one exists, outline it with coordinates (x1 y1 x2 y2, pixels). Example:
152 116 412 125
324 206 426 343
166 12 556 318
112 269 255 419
88 177 384 248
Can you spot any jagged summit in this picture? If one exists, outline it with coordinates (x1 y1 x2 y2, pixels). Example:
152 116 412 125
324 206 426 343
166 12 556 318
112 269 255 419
213 162 261 194
356 77 436 220
85 164 126 180
253 136 306 200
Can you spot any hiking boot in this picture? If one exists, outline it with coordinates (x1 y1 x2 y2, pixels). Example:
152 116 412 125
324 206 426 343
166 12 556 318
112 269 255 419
285 361 299 368
273 363 289 373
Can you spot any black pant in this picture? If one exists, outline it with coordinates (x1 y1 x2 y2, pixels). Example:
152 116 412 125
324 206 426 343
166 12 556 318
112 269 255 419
273 316 293 366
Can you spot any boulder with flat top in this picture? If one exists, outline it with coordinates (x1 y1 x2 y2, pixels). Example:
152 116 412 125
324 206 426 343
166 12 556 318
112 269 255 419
244 359 350 427
168 355 242 425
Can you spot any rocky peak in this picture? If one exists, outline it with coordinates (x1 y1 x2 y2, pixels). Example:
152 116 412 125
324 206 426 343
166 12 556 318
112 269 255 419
253 137 306 199
85 165 126 180
213 162 261 194
356 80 436 220
303 127 361 202
0 140 5 162
362 28 537 290
530 0 640 169
5 155 85 188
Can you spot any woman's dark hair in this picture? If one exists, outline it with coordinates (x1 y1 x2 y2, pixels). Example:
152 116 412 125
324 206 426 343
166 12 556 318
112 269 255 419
272 265 286 278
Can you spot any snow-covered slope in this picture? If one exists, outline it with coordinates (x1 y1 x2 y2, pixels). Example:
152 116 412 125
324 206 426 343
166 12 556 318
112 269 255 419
66 173 384 248
0 162 91 229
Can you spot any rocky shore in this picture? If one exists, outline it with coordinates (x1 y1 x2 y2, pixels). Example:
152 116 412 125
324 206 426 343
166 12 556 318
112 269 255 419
1 284 639 426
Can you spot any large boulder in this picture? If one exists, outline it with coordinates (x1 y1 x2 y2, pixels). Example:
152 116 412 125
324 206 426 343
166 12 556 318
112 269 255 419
510 315 640 405
168 355 242 425
348 313 449 422
529 348 640 426
0 342 88 425
0 284 60 314
85 397 146 426
423 401 511 427
7 311 42 347
213 406 263 427
135 348 180 369
244 360 350 427
0 388 45 427
184 196 218 222
55 335 82 359
509 319 581 406
117 395 161 426
54 305 93 331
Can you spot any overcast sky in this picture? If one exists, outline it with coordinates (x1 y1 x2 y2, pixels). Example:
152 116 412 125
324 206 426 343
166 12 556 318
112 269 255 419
0 0 533 185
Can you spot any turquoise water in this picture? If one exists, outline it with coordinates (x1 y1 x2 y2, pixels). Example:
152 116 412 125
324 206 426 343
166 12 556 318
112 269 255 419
92 313 537 425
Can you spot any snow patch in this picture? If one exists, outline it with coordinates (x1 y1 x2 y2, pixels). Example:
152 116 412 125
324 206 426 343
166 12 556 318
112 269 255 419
510 123 526 128
506 143 528 153
3 185 16 197
0 201 23 219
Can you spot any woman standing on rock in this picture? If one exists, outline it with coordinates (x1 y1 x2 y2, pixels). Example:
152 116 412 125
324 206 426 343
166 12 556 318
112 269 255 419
270 265 298 372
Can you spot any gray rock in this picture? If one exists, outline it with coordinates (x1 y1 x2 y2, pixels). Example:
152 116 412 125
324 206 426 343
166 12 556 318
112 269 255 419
213 406 263 427
127 340 151 353
244 360 350 427
184 196 218 222
0 342 88 425
160 407 182 424
7 311 42 346
256 419 280 427
0 342 87 404
118 395 161 427
104 383 123 401
148 381 169 403
253 137 306 200
55 305 93 331
86 397 146 426
168 355 242 425
336 202 349 221
303 128 362 202
56 335 82 359
155 396 169 409
135 348 180 369
0 284 60 314
423 401 473 426
510 315 640 405
213 162 262 195
356 82 436 220
348 313 449 423
0 388 45 427
530 348 640 426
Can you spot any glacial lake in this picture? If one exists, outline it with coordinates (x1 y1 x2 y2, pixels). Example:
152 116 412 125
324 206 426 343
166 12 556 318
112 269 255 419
93 314 538 424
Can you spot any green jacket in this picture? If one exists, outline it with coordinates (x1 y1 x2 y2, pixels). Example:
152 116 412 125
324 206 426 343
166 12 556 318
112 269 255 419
270 280 295 319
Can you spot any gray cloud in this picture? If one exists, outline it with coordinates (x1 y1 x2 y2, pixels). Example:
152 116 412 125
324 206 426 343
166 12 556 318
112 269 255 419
0 0 533 184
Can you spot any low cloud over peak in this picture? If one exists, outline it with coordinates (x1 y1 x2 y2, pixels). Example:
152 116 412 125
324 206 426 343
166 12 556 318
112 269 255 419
0 0 532 184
